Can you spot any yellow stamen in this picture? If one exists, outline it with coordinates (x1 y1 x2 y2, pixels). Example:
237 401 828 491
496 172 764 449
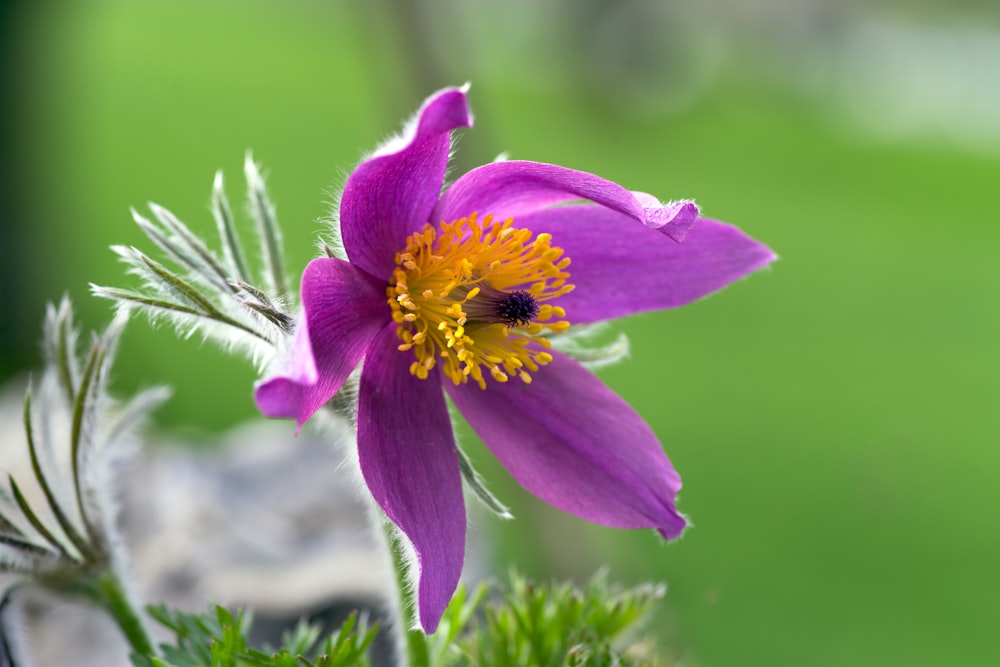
386 213 572 388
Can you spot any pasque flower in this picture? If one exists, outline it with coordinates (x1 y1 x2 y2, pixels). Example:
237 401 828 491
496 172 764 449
255 86 774 632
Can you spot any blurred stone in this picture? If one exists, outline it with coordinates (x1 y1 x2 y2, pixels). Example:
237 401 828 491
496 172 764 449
121 419 384 619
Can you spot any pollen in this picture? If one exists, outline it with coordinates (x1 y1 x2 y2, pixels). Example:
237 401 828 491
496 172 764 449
387 213 573 389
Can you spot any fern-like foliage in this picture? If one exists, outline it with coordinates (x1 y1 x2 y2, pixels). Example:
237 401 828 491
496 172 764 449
0 297 169 660
133 573 667 667
0 298 168 583
91 154 293 368
132 606 377 667
435 573 667 667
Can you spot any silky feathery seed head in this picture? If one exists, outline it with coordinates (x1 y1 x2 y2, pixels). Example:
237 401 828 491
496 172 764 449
387 213 573 389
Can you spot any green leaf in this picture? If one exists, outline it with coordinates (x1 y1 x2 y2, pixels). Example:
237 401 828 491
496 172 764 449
212 171 252 284
551 326 631 371
23 387 92 558
101 248 272 343
137 251 225 316
442 573 666 667
142 605 377 667
148 202 237 294
56 302 79 402
7 476 71 560
132 209 212 287
0 532 54 558
280 618 321 656
244 153 287 300
455 443 513 520
242 301 293 333
69 338 103 553
91 285 203 318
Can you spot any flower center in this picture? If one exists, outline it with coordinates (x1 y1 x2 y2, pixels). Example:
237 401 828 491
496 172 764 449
387 213 573 389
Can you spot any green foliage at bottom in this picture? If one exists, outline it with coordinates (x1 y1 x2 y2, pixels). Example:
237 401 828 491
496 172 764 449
133 573 665 667
434 573 665 667
131 605 378 667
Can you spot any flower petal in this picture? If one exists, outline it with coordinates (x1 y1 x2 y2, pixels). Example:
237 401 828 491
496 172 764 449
255 258 387 427
518 205 775 324
340 87 473 280
447 350 687 540
434 160 684 237
632 192 700 241
357 324 465 633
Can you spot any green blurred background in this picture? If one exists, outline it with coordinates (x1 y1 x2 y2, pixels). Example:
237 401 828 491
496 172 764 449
1 0 997 664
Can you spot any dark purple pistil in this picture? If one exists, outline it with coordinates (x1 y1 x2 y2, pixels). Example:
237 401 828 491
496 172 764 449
496 290 540 326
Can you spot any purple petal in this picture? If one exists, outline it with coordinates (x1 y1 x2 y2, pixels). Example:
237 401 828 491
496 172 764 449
632 192 700 241
340 87 473 280
517 205 776 324
447 350 687 540
433 160 682 237
357 324 465 633
255 258 388 427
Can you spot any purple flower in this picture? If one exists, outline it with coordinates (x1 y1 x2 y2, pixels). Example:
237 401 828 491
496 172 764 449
255 86 774 633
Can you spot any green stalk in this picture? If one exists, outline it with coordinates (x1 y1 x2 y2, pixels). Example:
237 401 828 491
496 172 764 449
382 520 429 667
92 571 156 658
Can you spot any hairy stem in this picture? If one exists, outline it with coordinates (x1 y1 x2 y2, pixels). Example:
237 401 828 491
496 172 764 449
381 519 429 667
92 571 156 658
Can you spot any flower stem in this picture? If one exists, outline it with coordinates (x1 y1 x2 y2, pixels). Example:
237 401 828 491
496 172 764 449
382 520 429 667
92 571 156 658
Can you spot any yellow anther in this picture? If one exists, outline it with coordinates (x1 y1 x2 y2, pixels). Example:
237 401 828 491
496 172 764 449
490 366 509 383
386 212 573 387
